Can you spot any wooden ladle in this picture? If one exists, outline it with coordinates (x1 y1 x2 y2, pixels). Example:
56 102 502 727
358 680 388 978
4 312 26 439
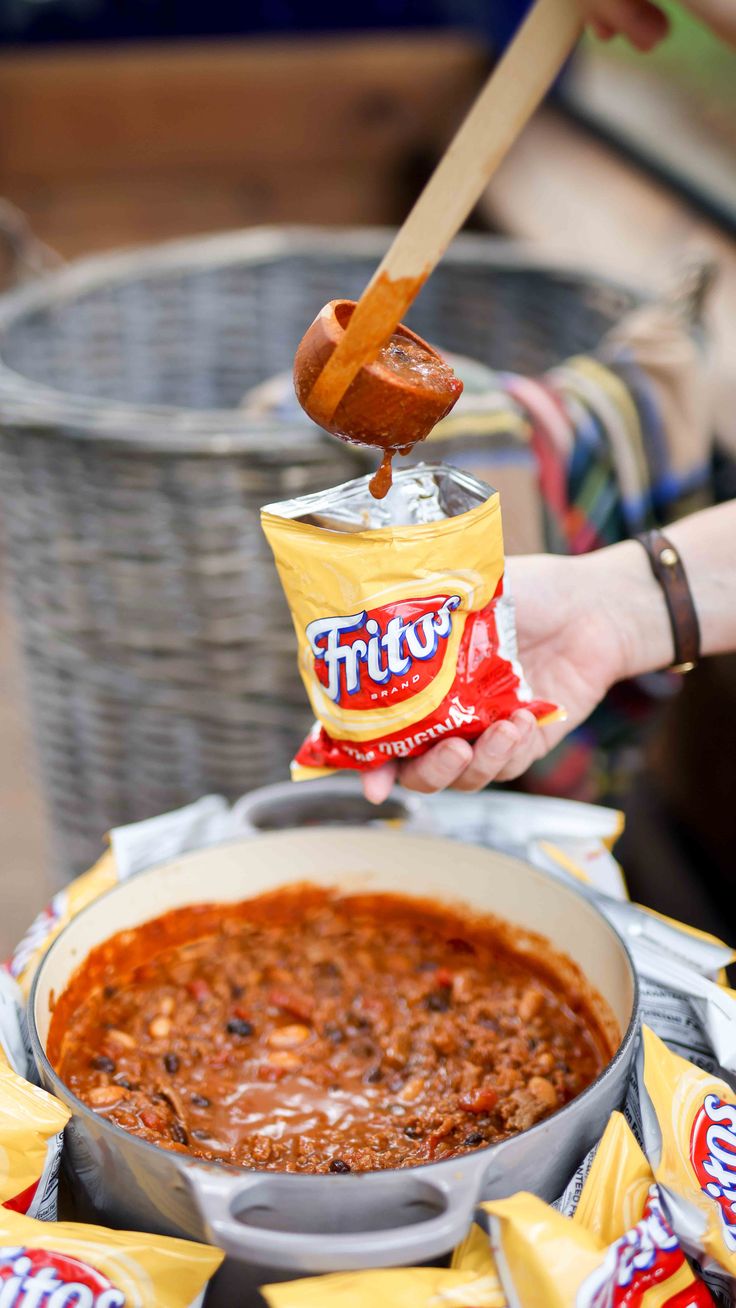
294 0 582 493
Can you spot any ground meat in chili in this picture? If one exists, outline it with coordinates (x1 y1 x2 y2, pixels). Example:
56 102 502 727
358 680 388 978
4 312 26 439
49 887 613 1173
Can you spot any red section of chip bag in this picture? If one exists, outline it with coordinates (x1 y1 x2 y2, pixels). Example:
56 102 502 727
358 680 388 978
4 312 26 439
576 1186 715 1308
295 588 558 774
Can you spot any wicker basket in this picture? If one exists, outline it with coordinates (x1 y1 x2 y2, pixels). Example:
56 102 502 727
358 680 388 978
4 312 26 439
0 227 637 877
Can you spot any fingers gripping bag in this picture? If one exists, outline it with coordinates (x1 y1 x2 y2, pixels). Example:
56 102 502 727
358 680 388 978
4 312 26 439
0 1058 69 1220
485 1189 715 1308
0 1206 222 1307
261 464 561 779
638 1025 736 1297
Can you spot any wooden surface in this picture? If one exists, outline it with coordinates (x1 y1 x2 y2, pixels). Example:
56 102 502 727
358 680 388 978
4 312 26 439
479 104 736 453
0 35 487 257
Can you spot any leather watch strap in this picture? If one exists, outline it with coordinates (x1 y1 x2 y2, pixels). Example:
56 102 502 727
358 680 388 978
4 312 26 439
636 529 700 673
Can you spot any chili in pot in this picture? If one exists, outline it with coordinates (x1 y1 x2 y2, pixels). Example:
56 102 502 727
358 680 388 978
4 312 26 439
49 887 613 1174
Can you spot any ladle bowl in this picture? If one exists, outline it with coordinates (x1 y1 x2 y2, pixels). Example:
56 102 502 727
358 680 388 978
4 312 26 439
293 299 462 451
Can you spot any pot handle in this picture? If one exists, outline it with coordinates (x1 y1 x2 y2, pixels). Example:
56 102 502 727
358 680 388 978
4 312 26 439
186 1164 483 1271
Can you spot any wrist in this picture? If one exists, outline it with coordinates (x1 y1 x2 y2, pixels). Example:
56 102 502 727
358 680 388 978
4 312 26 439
585 539 675 683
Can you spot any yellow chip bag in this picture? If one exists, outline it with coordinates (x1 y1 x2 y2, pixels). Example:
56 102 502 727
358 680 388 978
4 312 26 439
639 1024 736 1285
9 851 118 1000
573 1112 654 1245
0 1205 222 1307
485 1187 715 1307
261 1265 505 1307
451 1212 500 1279
0 1057 69 1219
261 464 560 781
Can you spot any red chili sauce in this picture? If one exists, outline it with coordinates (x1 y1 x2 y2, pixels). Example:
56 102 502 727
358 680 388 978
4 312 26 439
49 888 615 1174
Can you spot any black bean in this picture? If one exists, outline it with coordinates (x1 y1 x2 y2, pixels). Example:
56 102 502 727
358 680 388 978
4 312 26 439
230 984 245 999
557 1061 571 1075
418 960 437 973
103 985 117 1000
91 1055 116 1074
190 1093 211 1108
426 991 451 1013
527 1037 538 1051
404 1125 422 1139
323 1024 344 1044
226 1019 254 1037
464 1132 486 1147
192 1129 211 1141
364 1065 383 1084
170 1122 188 1145
163 1053 180 1074
329 1159 351 1174
115 1076 132 1090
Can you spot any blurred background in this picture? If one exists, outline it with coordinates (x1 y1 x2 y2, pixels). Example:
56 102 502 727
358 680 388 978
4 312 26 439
0 0 734 954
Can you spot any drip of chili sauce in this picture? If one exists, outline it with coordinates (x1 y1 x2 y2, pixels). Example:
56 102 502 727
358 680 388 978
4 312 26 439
49 888 617 1175
293 296 463 500
366 335 460 498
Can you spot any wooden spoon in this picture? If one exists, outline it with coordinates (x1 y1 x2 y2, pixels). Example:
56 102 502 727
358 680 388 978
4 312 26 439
295 0 582 480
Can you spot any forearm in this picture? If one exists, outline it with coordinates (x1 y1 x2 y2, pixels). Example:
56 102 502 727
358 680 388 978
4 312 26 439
587 503 736 682
668 502 736 658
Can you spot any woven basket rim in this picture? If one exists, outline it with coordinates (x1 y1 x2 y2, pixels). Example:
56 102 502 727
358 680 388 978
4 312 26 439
0 225 643 455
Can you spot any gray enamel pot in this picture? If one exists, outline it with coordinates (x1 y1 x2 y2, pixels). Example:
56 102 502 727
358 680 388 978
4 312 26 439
30 828 639 1276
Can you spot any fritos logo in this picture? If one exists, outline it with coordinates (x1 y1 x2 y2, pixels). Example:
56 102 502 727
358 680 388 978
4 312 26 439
306 595 461 708
0 1246 125 1307
576 1186 712 1307
690 1093 736 1251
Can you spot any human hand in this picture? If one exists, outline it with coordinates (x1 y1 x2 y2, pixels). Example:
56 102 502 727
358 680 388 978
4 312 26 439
578 0 736 50
363 541 674 803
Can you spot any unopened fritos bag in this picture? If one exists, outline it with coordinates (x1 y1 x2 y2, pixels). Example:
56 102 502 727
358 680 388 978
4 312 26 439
573 1112 654 1245
0 1206 222 1307
261 1265 506 1307
639 1024 736 1289
261 464 561 779
485 1187 714 1307
0 1057 69 1220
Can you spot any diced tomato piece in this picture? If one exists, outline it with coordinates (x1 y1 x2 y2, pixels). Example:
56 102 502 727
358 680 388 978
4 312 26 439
186 978 210 1003
459 1087 498 1114
435 967 454 989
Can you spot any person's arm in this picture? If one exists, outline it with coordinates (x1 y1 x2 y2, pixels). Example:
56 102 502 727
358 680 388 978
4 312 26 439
364 501 736 802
